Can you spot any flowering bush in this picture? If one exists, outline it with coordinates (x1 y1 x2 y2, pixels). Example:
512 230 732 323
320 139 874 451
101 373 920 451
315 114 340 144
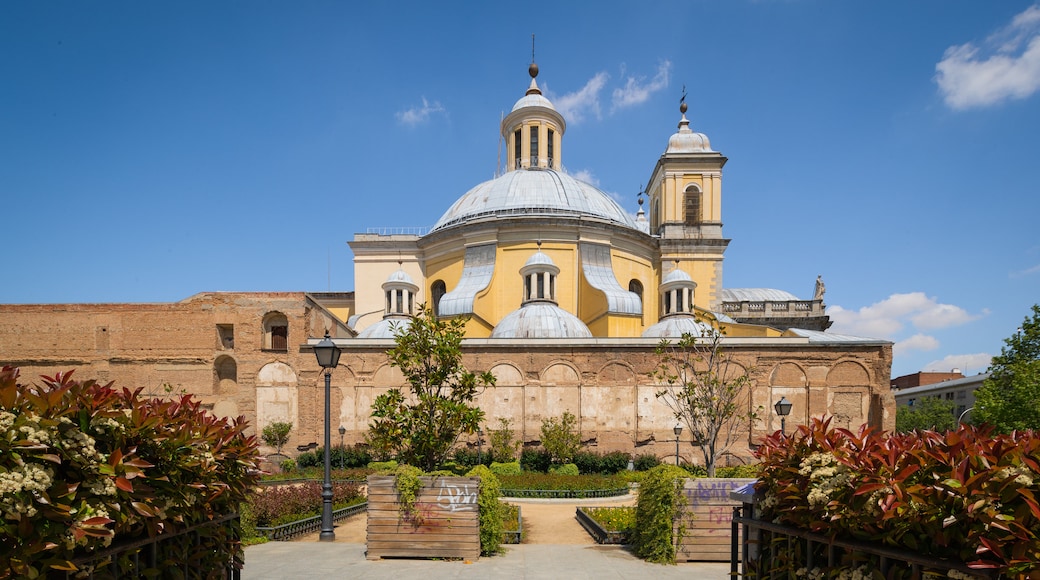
0 367 259 578
756 417 1040 576
583 506 636 537
247 481 363 527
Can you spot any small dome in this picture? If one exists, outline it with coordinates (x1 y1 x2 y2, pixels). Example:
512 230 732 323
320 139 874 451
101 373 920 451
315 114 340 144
357 317 412 339
383 269 418 290
512 92 557 112
662 269 693 284
524 250 555 268
491 303 593 339
642 316 716 339
666 113 713 154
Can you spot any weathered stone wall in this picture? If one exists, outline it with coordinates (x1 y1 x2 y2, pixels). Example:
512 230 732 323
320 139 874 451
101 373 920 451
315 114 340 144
0 293 894 465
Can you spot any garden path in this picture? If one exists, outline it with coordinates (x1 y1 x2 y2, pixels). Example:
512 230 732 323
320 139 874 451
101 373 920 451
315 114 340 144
294 493 638 545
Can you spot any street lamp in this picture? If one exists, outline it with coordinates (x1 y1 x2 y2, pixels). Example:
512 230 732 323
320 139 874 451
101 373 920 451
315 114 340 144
477 427 484 466
774 396 793 436
673 423 683 466
338 425 346 469
313 331 341 542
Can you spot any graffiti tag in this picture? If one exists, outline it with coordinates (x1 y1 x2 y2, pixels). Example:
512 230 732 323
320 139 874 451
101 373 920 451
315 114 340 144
435 481 478 512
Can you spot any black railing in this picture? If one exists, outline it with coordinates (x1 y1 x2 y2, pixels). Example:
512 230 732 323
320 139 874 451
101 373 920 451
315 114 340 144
254 502 367 541
500 487 629 499
732 506 996 579
57 513 241 580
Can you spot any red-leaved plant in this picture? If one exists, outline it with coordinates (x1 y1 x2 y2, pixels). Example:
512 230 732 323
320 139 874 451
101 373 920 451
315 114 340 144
0 366 259 578
755 417 1040 575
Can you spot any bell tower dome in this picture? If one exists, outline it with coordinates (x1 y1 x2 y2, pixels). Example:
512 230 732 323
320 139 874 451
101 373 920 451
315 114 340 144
501 62 566 171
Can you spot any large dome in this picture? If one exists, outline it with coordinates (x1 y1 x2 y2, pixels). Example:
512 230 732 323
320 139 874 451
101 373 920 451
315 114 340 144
430 169 639 233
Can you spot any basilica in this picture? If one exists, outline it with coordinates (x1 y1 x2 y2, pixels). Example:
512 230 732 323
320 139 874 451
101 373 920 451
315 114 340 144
0 63 893 465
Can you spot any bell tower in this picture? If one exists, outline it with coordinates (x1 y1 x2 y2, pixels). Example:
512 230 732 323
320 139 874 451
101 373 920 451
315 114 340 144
502 62 566 171
646 96 729 309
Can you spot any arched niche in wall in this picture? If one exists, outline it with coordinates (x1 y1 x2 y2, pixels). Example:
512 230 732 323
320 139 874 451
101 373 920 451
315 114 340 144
214 355 238 395
763 362 808 433
589 362 637 432
480 362 525 426
262 312 289 352
255 361 299 435
826 361 872 430
526 362 581 438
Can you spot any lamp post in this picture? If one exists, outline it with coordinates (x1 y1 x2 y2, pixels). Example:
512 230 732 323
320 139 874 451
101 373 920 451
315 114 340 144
477 427 484 466
774 396 793 436
313 331 342 542
338 426 346 469
673 423 683 466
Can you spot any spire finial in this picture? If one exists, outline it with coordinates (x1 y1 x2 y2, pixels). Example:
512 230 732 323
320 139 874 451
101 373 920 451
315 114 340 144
680 84 688 115
528 34 539 80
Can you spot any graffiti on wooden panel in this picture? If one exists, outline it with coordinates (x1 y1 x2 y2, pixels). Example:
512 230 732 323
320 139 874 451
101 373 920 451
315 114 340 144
684 479 744 505
435 480 478 512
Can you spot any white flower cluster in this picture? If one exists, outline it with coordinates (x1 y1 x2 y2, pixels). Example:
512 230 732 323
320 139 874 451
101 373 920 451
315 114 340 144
862 486 893 517
834 564 873 580
798 452 852 509
87 478 118 497
90 416 124 434
64 429 103 464
795 566 824 579
993 465 1035 487
17 415 51 445
946 569 975 579
0 462 54 519
0 411 15 431
63 505 114 550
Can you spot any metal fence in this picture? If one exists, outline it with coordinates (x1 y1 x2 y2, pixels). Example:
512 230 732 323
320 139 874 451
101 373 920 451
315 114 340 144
500 487 629 499
254 502 367 541
57 513 241 580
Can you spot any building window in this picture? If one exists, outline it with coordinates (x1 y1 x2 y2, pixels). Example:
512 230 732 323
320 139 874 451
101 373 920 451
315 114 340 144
217 324 234 350
262 312 289 351
514 130 522 168
431 280 446 316
684 185 702 226
530 126 539 167
547 129 554 167
945 392 955 400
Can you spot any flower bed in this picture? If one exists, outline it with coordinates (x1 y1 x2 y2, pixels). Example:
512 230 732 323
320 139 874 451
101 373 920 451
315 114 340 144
502 503 522 544
755 417 1040 576
576 506 634 544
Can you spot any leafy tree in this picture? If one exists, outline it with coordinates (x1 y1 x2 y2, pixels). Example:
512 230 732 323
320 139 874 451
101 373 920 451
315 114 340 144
540 411 581 465
367 304 495 471
261 421 293 454
651 330 759 477
895 396 958 433
488 417 520 463
974 305 1040 433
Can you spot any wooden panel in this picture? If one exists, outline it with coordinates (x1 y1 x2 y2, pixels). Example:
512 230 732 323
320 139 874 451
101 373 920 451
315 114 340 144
366 475 481 561
674 478 754 562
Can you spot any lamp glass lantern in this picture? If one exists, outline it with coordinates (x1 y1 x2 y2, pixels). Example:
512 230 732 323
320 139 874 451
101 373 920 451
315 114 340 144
673 423 683 466
774 396 793 435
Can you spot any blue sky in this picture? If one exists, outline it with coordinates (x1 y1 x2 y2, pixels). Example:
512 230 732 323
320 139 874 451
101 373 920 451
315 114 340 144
2 1 1038 378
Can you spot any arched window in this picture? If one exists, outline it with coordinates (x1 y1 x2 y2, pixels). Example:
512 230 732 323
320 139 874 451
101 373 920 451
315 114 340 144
629 280 643 302
684 185 702 226
262 312 289 351
430 282 447 318
513 130 521 169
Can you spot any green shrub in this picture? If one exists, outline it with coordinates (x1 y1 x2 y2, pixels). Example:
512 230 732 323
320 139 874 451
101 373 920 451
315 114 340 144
633 464 688 563
498 472 628 494
714 464 758 479
261 421 293 454
549 463 579 476
466 465 505 555
279 458 296 473
488 418 520 463
296 449 320 468
520 448 551 472
634 453 662 471
601 451 632 474
0 367 259 578
490 461 522 476
453 446 484 468
573 450 602 474
367 460 398 472
540 411 580 464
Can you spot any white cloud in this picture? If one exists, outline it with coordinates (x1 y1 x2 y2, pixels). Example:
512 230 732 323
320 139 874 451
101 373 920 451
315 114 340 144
549 72 609 125
828 292 984 339
894 333 941 355
396 97 446 126
921 353 993 374
1011 263 1040 278
571 169 600 186
935 4 1040 110
611 60 672 112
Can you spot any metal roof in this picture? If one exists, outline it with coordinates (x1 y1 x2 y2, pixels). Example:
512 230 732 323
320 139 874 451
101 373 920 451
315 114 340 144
490 302 593 339
430 168 639 233
720 288 801 302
